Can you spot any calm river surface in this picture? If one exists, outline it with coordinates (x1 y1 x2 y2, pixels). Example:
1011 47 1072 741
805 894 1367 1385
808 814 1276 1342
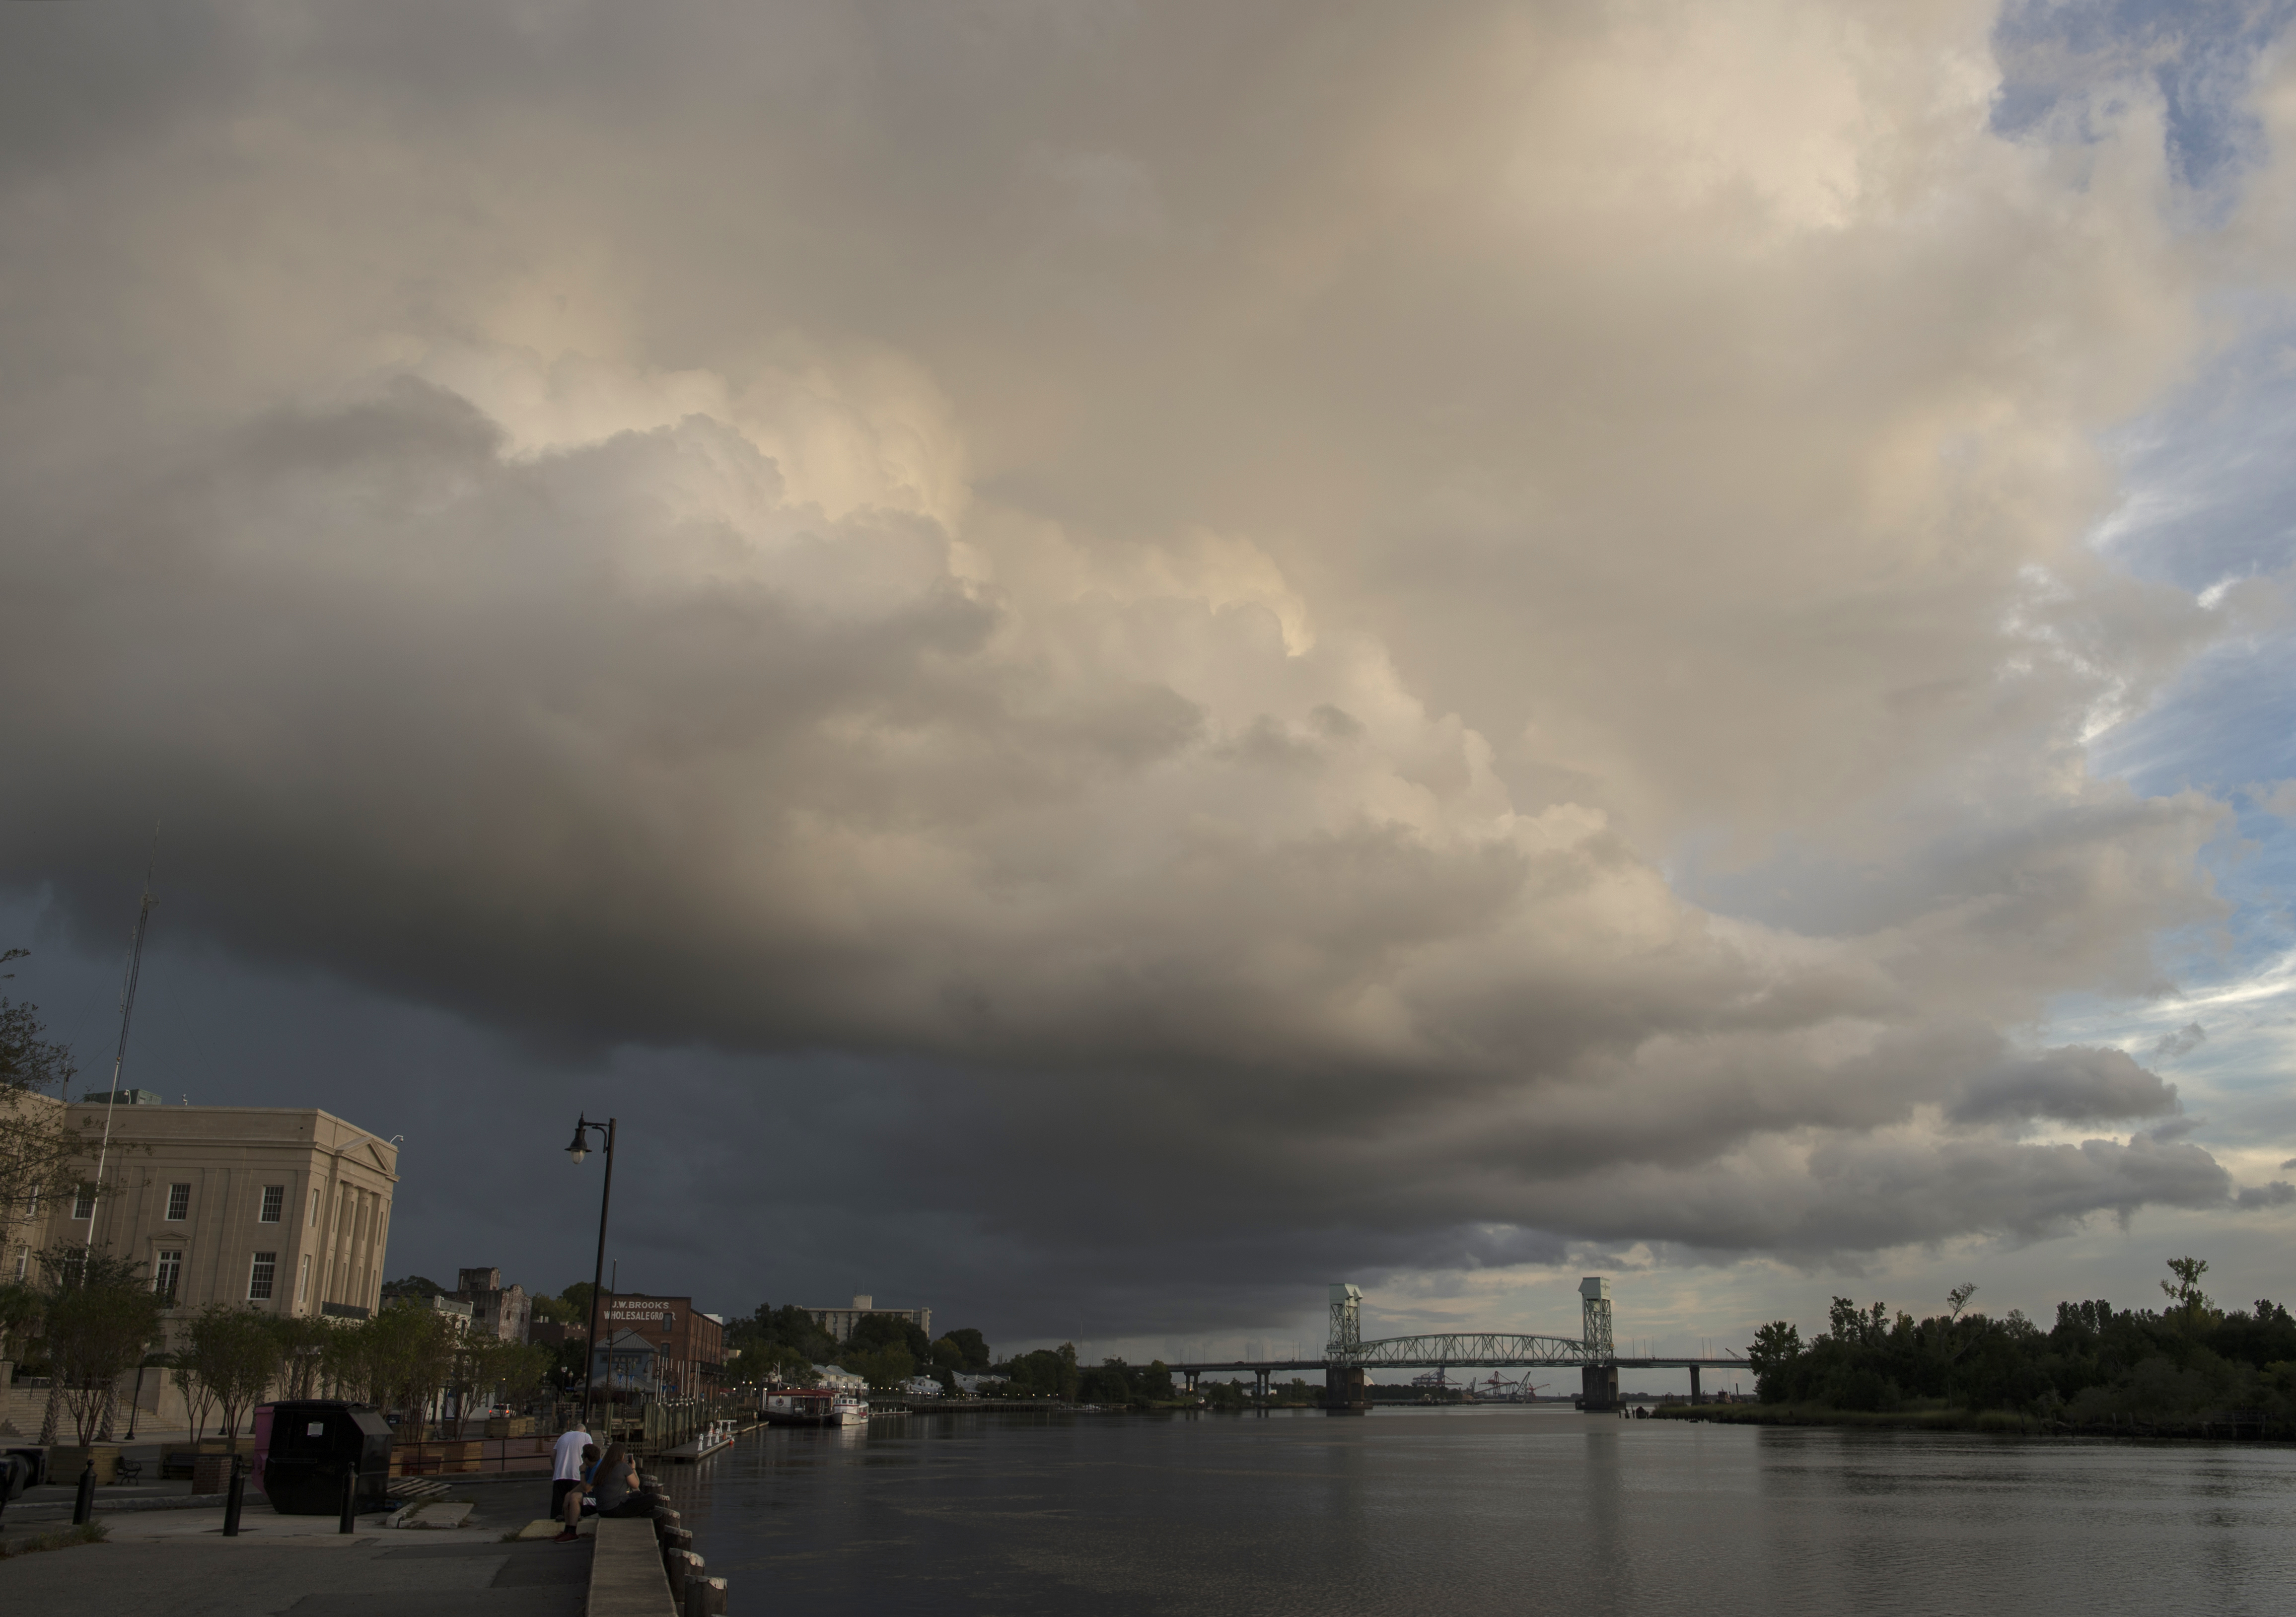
659 1406 2296 1615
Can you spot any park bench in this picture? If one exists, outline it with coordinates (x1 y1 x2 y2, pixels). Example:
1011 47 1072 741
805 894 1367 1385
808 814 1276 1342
112 1457 143 1484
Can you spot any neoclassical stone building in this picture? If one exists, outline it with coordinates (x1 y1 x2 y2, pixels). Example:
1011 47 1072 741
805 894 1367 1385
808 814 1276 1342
8 1094 400 1329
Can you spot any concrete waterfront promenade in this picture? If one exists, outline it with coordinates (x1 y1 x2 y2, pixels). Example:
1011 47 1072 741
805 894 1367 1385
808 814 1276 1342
0 1475 589 1617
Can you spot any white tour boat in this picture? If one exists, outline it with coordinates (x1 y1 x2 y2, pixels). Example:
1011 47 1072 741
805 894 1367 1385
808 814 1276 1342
762 1389 872 1427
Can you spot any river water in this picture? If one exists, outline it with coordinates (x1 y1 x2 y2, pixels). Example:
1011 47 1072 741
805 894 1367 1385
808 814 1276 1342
660 1406 2296 1615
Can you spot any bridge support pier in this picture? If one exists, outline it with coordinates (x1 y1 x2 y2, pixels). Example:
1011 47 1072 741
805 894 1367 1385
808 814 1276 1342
1324 1365 1368 1415
1579 1363 1619 1414
1254 1369 1270 1407
1689 1366 1701 1405
1184 1370 1200 1398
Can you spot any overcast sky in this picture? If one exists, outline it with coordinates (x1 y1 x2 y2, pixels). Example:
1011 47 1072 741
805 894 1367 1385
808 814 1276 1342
5 0 2296 1369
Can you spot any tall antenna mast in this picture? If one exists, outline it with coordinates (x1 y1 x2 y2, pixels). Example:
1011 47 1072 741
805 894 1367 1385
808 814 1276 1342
83 836 158 1262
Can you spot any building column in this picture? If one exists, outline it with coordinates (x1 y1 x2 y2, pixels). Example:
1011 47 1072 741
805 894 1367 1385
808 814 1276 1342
326 1183 348 1304
366 1200 386 1309
349 1191 371 1306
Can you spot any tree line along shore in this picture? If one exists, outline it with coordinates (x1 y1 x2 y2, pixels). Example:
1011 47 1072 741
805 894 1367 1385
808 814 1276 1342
1666 1258 2296 1439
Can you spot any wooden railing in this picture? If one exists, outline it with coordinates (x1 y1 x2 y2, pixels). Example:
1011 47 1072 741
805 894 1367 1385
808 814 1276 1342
388 1434 556 1476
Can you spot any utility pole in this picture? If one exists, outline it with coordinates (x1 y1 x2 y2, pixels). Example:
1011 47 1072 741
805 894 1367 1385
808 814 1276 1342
83 846 158 1262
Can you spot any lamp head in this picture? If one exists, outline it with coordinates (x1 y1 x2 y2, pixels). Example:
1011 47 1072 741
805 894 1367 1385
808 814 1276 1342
566 1120 591 1163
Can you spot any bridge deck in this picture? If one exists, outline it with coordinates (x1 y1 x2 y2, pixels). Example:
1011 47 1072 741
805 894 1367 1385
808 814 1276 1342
1166 1356 1750 1374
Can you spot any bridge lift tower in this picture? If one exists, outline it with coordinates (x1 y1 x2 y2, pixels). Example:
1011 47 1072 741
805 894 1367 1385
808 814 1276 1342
1324 1283 1369 1412
1578 1276 1617 1411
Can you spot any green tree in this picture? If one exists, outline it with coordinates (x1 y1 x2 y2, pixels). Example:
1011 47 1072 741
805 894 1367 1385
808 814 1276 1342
1078 1357 1169 1406
540 1333 592 1394
0 950 74 1089
1719 1254 2296 1424
171 1349 218 1440
848 1312 933 1358
0 1278 41 1361
453 1335 551 1414
0 954 96 1264
267 1312 337 1401
845 1343 916 1390
182 1304 281 1451
933 1328 991 1373
997 1344 1081 1401
375 1303 459 1426
722 1302 841 1376
1747 1321 1802 1403
733 1338 819 1386
530 1291 582 1326
380 1275 446 1302
2161 1257 2213 1319
322 1302 452 1417
36 1247 165 1448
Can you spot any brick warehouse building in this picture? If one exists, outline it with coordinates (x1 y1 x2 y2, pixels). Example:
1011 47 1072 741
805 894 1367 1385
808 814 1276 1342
593 1293 724 1397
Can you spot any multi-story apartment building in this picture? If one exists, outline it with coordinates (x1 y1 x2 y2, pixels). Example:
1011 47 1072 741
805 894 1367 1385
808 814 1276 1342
804 1293 932 1344
5 1093 399 1334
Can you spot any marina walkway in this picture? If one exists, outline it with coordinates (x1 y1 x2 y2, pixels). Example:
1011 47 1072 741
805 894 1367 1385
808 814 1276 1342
0 1475 586 1617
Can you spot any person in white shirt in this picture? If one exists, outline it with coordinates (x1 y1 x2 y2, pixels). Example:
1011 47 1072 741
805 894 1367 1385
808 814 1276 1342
550 1421 593 1519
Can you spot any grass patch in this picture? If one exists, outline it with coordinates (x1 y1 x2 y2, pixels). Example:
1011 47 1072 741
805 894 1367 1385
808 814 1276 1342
0 1521 109 1558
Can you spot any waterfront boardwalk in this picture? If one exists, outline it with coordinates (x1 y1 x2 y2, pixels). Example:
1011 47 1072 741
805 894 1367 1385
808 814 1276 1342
0 1475 586 1617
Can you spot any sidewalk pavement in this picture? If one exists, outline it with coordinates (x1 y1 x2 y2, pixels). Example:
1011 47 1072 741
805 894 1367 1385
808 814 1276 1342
0 1476 589 1617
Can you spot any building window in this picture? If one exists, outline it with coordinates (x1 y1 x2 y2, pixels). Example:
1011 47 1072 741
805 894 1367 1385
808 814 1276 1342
260 1185 284 1223
166 1183 191 1221
310 1188 321 1228
11 1248 25 1282
297 1253 311 1306
248 1252 277 1301
155 1250 183 1299
73 1185 95 1220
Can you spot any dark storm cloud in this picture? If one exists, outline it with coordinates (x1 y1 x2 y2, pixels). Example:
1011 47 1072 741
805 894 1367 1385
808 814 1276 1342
1946 1046 2180 1125
2 0 2293 1326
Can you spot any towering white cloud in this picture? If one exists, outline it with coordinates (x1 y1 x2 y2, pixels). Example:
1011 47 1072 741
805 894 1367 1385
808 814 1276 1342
2 0 2291 1303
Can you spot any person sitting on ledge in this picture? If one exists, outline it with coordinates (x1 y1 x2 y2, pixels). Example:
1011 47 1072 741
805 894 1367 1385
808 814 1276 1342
549 1420 593 1522
556 1441 649 1541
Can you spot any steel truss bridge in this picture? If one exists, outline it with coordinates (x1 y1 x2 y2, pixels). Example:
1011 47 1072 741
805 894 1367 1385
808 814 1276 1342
1161 1277 1749 1410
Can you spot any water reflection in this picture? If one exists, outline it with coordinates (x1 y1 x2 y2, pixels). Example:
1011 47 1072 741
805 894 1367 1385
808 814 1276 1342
662 1407 2296 1616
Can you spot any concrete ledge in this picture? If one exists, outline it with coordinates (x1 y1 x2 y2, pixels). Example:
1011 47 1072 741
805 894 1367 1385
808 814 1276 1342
587 1516 674 1617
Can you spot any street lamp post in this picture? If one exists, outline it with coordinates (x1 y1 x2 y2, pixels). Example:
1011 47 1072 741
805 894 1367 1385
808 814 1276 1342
566 1115 617 1431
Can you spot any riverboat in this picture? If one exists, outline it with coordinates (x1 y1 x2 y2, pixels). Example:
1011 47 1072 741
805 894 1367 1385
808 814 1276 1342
665 1417 740 1461
763 1389 870 1427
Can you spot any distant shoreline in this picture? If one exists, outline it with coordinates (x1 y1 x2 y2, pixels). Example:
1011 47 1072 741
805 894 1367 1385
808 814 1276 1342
1652 1403 2292 1441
